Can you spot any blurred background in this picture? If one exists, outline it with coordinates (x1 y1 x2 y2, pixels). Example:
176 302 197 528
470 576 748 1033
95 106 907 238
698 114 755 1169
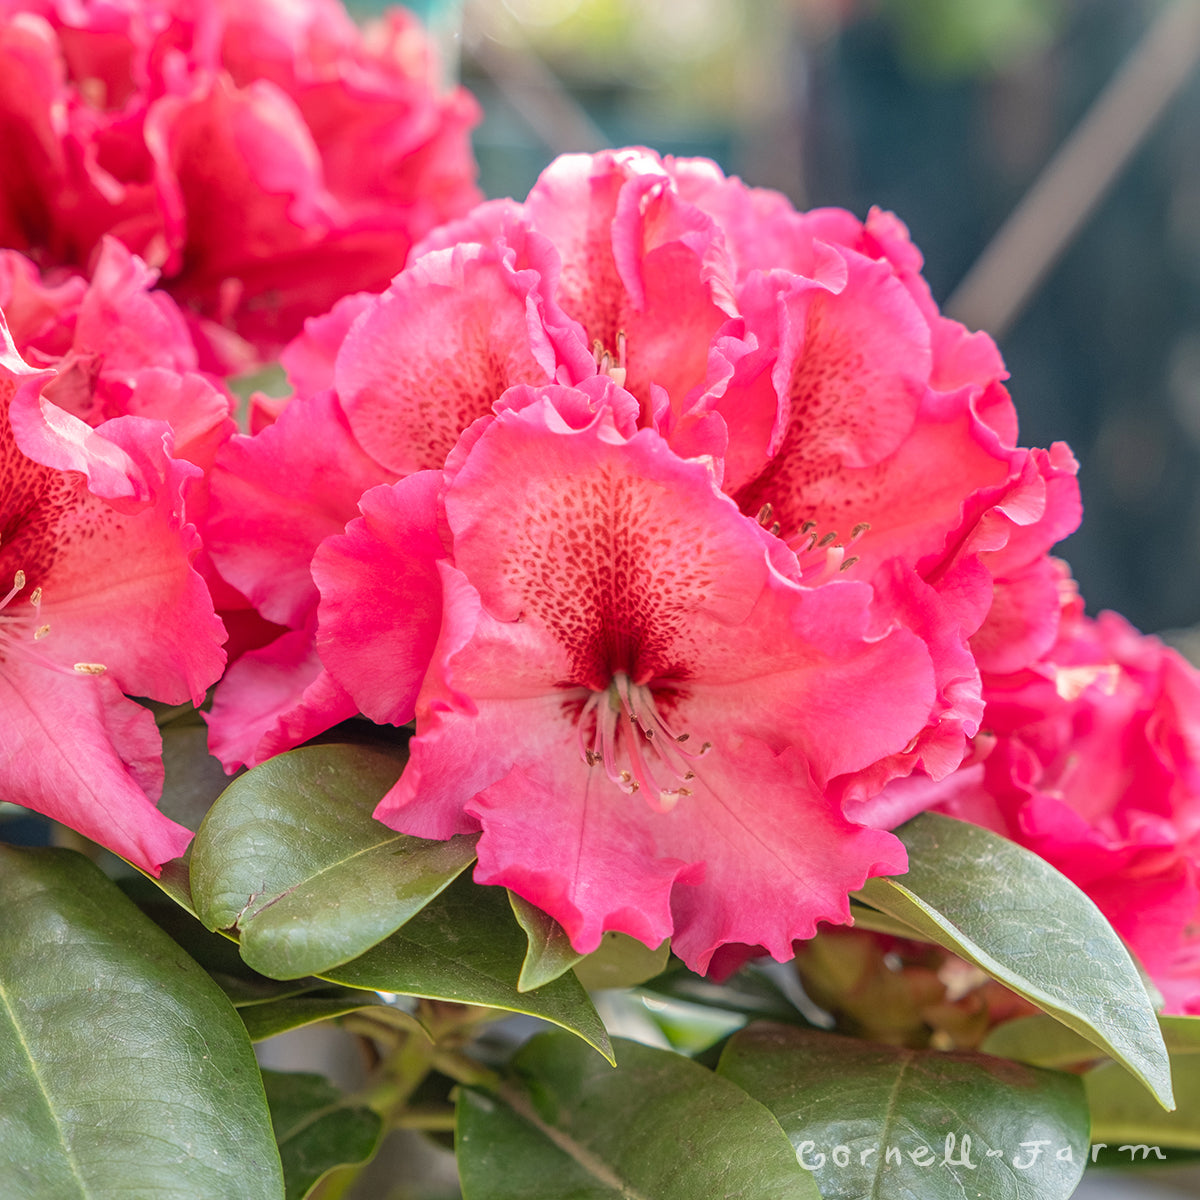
389 0 1200 645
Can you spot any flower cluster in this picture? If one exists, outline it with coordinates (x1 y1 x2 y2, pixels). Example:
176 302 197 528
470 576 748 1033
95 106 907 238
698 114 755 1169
3 26 1199 995
201 148 1092 973
0 0 480 365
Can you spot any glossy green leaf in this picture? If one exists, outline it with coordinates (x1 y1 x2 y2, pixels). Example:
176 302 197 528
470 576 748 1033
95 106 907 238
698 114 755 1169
322 874 612 1062
509 892 584 992
456 1033 820 1199
1087 1053 1200 1150
0 845 283 1200
191 743 478 979
261 1071 382 1200
719 1023 1089 1200
572 930 671 991
239 988 381 1043
857 812 1173 1109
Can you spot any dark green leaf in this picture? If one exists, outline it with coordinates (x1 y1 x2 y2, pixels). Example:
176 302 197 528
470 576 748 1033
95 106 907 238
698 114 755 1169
322 874 612 1062
191 743 478 979
857 813 1173 1109
572 930 671 991
261 1070 382 1200
240 989 381 1043
0 845 283 1199
718 1023 1089 1200
509 892 584 992
456 1033 820 1199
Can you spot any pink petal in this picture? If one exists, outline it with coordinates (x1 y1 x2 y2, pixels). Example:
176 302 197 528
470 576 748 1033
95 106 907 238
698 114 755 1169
205 388 392 628
334 243 562 474
0 663 190 872
206 624 358 772
314 471 445 725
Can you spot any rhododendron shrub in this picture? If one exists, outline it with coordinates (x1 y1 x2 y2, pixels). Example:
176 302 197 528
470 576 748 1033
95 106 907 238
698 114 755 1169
1 124 1196 1196
0 0 480 362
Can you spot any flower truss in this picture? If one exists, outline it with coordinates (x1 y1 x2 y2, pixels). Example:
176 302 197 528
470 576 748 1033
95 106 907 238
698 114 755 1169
0 0 480 364
204 147 1091 974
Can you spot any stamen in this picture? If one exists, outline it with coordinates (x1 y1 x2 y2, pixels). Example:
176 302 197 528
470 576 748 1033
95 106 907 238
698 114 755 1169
576 673 708 808
850 522 871 540
29 587 41 605
34 625 50 640
839 556 860 571
756 502 774 525
817 531 838 548
0 571 26 609
73 662 107 675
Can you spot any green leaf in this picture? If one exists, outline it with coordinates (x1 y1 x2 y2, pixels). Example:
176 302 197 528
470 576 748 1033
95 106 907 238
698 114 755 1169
1086 1053 1200 1150
191 743 478 979
857 812 1173 1109
718 1023 1089 1200
0 844 283 1200
572 930 671 991
239 989 381 1043
261 1071 382 1200
456 1033 820 1199
983 1013 1200 1069
509 892 585 992
322 873 612 1062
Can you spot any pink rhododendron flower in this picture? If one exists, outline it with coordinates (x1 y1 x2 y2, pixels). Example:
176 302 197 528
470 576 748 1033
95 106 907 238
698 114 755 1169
0 316 225 872
877 589 1200 1013
0 0 480 361
313 384 939 972
206 149 1080 794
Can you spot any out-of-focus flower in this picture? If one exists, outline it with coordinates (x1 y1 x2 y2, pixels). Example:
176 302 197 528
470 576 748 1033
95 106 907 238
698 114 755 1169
795 926 1038 1049
0 318 225 871
0 237 235 467
313 384 936 972
887 592 1200 1013
0 0 480 364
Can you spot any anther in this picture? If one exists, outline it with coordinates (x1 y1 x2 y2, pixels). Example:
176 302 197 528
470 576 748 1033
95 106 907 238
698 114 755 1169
839 556 860 571
34 625 50 640
769 522 781 536
13 570 25 591
800 520 816 534
851 522 871 540
73 662 107 675
676 733 690 743
817 531 838 548
29 587 41 605
756 502 774 525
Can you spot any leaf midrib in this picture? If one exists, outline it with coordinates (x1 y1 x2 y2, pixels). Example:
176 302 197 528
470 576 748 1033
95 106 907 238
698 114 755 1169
0 976 89 1199
497 1082 651 1200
